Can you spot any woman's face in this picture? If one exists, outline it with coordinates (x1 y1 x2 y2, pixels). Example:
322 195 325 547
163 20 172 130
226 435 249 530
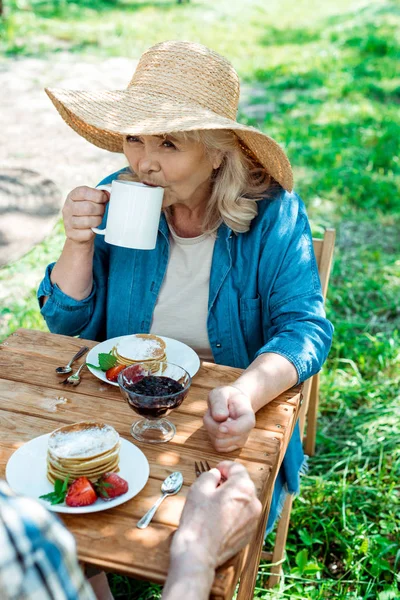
123 134 222 209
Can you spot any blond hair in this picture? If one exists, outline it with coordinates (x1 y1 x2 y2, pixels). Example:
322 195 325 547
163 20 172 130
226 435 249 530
119 129 279 234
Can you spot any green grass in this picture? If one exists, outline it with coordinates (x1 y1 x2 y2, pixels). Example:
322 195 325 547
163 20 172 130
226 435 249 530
1 0 399 598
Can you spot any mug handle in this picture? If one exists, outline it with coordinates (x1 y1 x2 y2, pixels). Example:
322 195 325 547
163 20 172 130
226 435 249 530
92 184 111 235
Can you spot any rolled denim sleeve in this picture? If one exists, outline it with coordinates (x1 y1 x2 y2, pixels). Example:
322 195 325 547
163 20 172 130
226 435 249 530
36 174 122 341
37 228 110 340
37 263 97 337
255 203 334 383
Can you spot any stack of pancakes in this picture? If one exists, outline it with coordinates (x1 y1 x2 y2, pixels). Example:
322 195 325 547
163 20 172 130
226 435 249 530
111 333 167 374
46 422 120 484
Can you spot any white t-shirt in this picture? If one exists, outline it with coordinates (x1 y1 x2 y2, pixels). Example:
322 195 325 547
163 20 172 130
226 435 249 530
150 225 215 361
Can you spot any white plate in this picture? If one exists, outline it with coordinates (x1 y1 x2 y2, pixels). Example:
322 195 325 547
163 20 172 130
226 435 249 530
6 434 150 514
86 334 200 387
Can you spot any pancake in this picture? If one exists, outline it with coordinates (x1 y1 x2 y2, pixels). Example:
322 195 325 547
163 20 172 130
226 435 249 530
46 422 120 484
47 444 120 470
48 422 119 459
114 333 166 364
47 455 120 484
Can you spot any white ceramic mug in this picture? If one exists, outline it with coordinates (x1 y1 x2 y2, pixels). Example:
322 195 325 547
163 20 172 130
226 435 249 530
92 180 164 250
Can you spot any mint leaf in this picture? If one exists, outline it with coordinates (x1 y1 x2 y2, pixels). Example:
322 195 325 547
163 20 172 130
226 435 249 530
39 491 64 505
54 479 63 495
39 491 59 501
86 363 103 370
98 353 118 371
51 494 67 505
61 475 70 494
40 476 71 505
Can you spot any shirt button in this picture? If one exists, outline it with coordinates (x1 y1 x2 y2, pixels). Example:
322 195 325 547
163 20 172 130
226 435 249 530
216 343 222 348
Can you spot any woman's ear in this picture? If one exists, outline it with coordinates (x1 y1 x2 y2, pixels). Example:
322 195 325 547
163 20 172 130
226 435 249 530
211 150 224 170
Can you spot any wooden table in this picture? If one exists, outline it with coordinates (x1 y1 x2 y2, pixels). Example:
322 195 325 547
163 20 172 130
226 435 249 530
0 329 301 600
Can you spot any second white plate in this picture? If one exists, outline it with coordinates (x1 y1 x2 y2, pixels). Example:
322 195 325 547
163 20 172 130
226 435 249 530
6 434 150 514
86 334 200 387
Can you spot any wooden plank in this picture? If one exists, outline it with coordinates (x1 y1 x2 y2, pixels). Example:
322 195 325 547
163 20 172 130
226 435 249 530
0 404 275 497
0 328 97 357
236 384 297 600
1 328 242 385
0 328 300 402
0 345 301 434
0 341 242 398
0 377 292 465
267 495 294 587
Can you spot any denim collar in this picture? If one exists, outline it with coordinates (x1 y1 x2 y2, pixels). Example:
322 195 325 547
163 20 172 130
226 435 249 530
158 212 169 241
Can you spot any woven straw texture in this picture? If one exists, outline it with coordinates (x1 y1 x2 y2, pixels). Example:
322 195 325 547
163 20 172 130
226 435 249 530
45 41 293 191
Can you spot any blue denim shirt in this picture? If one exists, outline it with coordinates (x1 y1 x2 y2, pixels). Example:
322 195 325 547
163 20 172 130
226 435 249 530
38 170 333 530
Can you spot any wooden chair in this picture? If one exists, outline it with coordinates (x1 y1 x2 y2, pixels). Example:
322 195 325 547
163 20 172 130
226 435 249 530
260 228 336 588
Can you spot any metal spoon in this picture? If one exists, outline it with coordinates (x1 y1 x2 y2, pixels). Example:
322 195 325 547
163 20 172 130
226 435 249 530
55 346 89 375
60 363 87 386
137 471 183 529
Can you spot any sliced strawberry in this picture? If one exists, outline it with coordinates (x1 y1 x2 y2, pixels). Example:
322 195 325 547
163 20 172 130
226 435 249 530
120 364 148 386
66 477 97 507
106 364 126 382
96 472 129 501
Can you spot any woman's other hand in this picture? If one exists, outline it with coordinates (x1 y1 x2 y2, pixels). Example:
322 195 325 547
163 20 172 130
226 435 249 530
171 461 262 567
63 186 109 244
203 385 256 452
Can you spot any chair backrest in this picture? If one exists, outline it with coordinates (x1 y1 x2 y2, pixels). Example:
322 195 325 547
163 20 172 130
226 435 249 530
312 229 336 302
299 228 336 447
252 228 336 590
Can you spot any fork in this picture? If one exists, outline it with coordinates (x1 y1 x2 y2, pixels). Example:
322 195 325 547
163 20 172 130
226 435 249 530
60 363 87 385
194 460 227 483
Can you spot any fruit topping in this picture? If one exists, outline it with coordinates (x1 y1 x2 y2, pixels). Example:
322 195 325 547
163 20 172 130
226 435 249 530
96 472 129 501
65 476 98 507
120 364 148 386
126 375 183 396
105 364 126 382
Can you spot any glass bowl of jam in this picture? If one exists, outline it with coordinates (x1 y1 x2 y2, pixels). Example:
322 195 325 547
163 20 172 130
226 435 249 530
117 362 191 443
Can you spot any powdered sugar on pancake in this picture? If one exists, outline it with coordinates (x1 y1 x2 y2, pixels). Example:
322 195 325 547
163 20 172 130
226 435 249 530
49 425 119 459
117 336 162 360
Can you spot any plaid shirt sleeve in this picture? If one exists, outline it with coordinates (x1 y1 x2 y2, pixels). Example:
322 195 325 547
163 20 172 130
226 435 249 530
0 481 96 600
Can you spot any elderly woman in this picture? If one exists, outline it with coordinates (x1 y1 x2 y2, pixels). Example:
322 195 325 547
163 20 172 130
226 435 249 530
38 41 333 531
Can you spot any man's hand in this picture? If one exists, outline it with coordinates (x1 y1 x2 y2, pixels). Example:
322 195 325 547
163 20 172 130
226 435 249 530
170 461 262 569
203 385 256 452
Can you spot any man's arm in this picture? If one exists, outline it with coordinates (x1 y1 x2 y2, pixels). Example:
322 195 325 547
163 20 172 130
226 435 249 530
162 462 262 600
162 559 214 600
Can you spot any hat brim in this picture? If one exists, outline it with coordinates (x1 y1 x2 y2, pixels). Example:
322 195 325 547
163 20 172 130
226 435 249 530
45 87 293 191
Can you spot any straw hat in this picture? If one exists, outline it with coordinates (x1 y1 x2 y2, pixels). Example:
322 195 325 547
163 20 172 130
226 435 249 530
45 41 293 191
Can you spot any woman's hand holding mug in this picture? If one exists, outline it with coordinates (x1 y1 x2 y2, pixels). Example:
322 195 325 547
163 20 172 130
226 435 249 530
204 385 256 452
63 186 109 244
63 180 164 249
94 181 164 250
